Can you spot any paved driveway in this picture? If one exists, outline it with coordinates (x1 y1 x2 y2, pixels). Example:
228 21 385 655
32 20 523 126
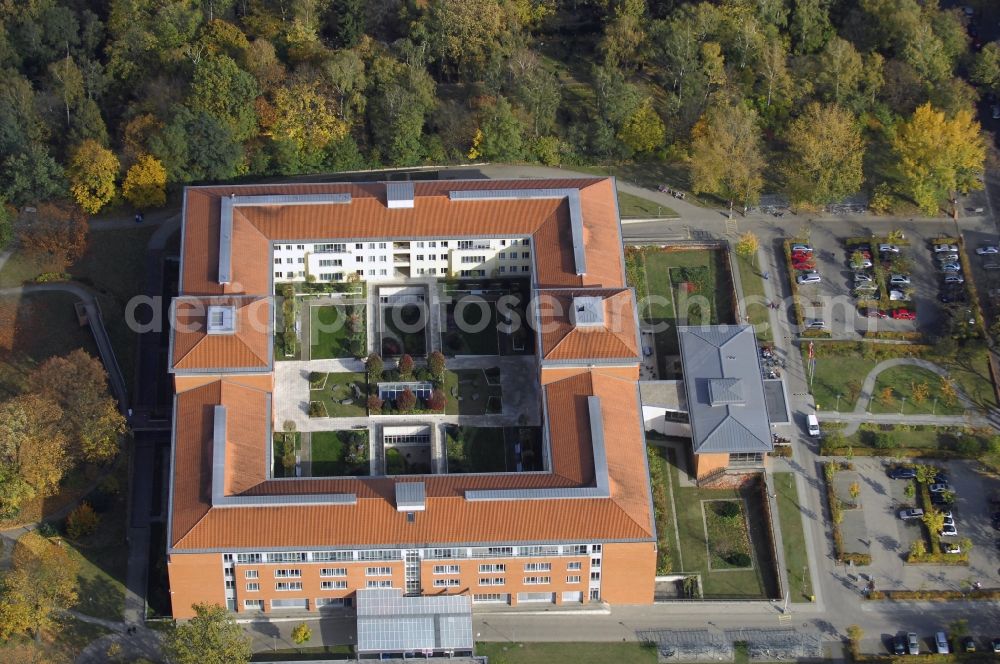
946 460 999 585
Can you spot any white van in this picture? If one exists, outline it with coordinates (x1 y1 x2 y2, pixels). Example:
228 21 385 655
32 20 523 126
807 414 820 437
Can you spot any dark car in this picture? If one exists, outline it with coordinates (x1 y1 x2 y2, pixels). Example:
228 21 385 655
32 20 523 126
888 467 917 480
931 492 954 506
962 637 976 653
991 638 1000 653
893 634 907 655
934 472 948 484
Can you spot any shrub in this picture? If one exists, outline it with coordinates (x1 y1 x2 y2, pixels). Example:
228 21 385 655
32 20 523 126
396 388 416 412
398 354 414 379
66 502 99 540
872 432 898 449
367 395 383 414
366 353 383 383
308 401 327 417
726 551 752 567
715 501 741 518
427 351 446 381
427 388 447 412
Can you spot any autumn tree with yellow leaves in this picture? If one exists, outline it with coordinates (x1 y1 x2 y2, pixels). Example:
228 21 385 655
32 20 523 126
67 140 119 214
122 155 167 209
0 532 79 641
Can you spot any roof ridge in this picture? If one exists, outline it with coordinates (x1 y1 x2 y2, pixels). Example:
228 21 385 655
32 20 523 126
700 413 760 451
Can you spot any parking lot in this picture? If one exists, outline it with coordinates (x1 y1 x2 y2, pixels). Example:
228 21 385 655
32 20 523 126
786 221 971 339
847 458 999 591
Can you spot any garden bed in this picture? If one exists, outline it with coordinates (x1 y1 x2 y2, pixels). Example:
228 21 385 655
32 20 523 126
310 372 368 417
311 304 365 359
703 499 753 570
310 430 369 477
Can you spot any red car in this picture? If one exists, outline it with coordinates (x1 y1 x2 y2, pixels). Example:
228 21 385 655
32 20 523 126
860 308 887 318
891 309 916 320
794 263 815 271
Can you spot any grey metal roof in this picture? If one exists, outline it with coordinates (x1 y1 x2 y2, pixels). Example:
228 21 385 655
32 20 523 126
395 481 426 512
449 188 587 276
356 589 473 654
677 325 773 454
386 181 415 208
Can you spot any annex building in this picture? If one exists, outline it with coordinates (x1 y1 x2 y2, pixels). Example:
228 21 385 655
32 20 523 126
165 178 659 620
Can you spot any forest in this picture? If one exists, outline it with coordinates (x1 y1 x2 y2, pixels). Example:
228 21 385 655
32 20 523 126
0 0 995 223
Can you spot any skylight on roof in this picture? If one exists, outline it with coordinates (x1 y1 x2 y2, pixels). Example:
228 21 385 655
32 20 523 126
570 296 604 327
206 305 236 335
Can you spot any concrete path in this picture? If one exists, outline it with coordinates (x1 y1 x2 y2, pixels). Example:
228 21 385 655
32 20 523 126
67 609 163 664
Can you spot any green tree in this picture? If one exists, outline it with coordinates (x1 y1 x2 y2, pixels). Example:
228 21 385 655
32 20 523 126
814 37 862 104
421 0 509 78
150 107 243 183
0 532 79 641
846 625 863 643
0 395 67 518
324 0 365 48
163 603 251 664
122 155 167 209
790 0 833 54
970 43 1000 93
366 353 384 384
368 57 437 166
0 199 13 251
617 98 665 154
189 54 259 141
690 102 765 216
477 96 524 162
68 140 119 214
892 103 986 214
1 145 67 207
783 103 864 207
269 80 348 172
922 508 945 536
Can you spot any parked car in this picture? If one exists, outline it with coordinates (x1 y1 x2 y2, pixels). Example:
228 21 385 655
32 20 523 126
962 637 975 653
940 524 958 537
936 632 950 655
854 272 873 283
936 252 959 262
940 262 962 272
889 290 908 301
942 516 955 527
898 508 924 520
861 307 887 319
934 243 959 253
855 282 878 293
929 483 953 493
978 245 999 255
879 243 900 254
791 243 813 253
805 319 826 330
943 275 965 284
891 309 916 320
793 262 816 271
851 256 873 269
888 466 917 480
889 274 911 285
908 633 920 656
892 634 907 655
797 272 821 285
931 492 954 506
791 250 812 260
991 638 1000 654
934 472 948 484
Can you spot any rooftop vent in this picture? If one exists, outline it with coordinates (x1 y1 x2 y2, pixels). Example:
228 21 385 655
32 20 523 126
395 481 425 512
570 296 604 327
386 181 415 209
206 305 236 335
708 378 745 407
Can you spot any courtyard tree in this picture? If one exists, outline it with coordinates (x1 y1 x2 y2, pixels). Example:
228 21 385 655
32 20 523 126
891 103 986 215
67 140 120 214
690 102 765 217
0 531 80 641
428 388 447 412
397 388 417 413
782 103 864 207
0 395 68 519
398 354 414 380
366 395 383 414
163 603 251 664
428 351 446 382
66 501 100 539
366 353 384 384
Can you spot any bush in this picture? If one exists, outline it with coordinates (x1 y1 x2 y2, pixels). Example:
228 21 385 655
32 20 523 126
396 388 416 413
715 501 741 518
66 502 99 540
366 353 383 383
308 401 327 417
367 395 383 414
427 388 446 412
872 432 899 449
726 551 752 567
427 351 446 381
398 354 414 380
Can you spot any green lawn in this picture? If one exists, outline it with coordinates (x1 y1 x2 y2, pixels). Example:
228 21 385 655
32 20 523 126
870 365 965 416
310 430 369 477
666 458 778 598
310 304 365 359
476 642 658 664
312 372 368 417
0 614 110 663
617 191 678 218
446 427 507 472
444 369 502 416
772 472 813 603
948 345 998 410
443 300 500 356
735 253 772 343
805 353 877 413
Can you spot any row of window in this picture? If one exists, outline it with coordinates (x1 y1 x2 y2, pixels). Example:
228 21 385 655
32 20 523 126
426 544 599 559
229 546 597 567
432 562 564 574
281 239 529 255
231 550 402 565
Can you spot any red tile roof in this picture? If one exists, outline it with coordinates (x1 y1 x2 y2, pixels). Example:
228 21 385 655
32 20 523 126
537 289 640 362
171 296 270 372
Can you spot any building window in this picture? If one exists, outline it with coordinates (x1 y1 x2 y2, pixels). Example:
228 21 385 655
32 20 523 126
472 547 513 558
566 576 581 584
592 545 602 553
366 567 392 576
356 256 363 263
498 266 506 273
440 241 448 247
274 569 301 578
473 593 509 603
245 570 258 579
367 269 375 276
567 562 582 571
416 255 424 261
428 268 436 274
319 259 342 267
297 258 304 263
379 242 386 249
236 553 262 564
273 258 281 265
440 254 447 260
378 256 386 262
590 572 601 581
367 255 375 262
321 580 348 590
355 243 363 250
246 582 260 592
368 243 375 249
524 563 551 572
416 241 424 248
427 548 464 559
434 565 461 574
429 241 436 248
316 598 346 608
244 599 264 611
225 579 235 590
285 258 293 264
275 581 303 591
366 580 393 589
224 568 233 578
320 568 347 577
313 551 354 562
458 240 473 249
479 577 505 586
521 266 530 272
433 579 461 588
523 576 551 585
591 558 601 568
521 251 530 258
478 564 505 573
356 270 364 276
379 269 387 276
296 245 304 250
285 245 292 250
522 239 530 245
461 256 486 264
223 554 234 563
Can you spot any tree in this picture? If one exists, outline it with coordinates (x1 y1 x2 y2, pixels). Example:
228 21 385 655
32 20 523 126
783 103 864 207
421 0 508 78
690 103 765 216
428 351 446 381
325 0 365 48
735 231 759 265
29 350 127 463
163 603 251 664
66 501 99 539
428 388 447 412
291 622 312 647
397 354 414 380
970 43 1000 93
940 377 958 407
149 107 243 183
0 532 79 641
1 145 67 207
617 99 665 154
16 201 88 268
909 538 926 558
68 140 119 214
396 388 417 413
848 481 860 503
0 395 67 519
189 54 259 142
879 386 895 407
122 154 167 209
366 395 383 414
846 625 863 644
366 353 384 384
477 96 524 162
368 57 437 166
911 381 929 404
892 103 985 215
0 200 13 251
922 508 946 537
268 80 348 172
790 0 833 54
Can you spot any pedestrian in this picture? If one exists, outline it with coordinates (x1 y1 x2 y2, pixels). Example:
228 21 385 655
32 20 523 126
763 271 769 280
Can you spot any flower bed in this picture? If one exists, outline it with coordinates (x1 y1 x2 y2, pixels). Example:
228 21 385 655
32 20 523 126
703 499 753 569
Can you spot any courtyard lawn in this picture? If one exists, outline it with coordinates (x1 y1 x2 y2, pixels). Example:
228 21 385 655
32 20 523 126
870 365 965 416
381 303 427 357
617 191 678 219
443 300 500 356
310 304 365 359
446 427 507 473
735 253 772 343
312 372 368 417
772 472 813 603
666 454 779 598
703 499 753 570
476 642 658 664
444 369 503 416
310 430 369 477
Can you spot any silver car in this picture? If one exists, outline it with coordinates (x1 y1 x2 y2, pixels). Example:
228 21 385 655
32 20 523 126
934 243 959 253
889 274 911 285
940 262 961 273
854 272 873 283
936 252 959 262
797 271 821 285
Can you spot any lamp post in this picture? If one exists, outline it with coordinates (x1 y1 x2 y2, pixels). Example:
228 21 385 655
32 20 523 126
836 394 842 412
933 397 938 415
900 396 906 415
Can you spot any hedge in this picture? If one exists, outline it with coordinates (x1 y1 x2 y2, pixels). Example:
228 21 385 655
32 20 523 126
905 552 968 565
867 588 1000 601
861 331 924 341
820 446 964 459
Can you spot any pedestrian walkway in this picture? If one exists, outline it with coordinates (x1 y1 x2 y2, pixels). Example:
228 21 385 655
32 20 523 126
66 609 163 664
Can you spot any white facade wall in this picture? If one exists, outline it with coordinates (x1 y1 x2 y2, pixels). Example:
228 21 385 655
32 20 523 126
271 237 533 285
